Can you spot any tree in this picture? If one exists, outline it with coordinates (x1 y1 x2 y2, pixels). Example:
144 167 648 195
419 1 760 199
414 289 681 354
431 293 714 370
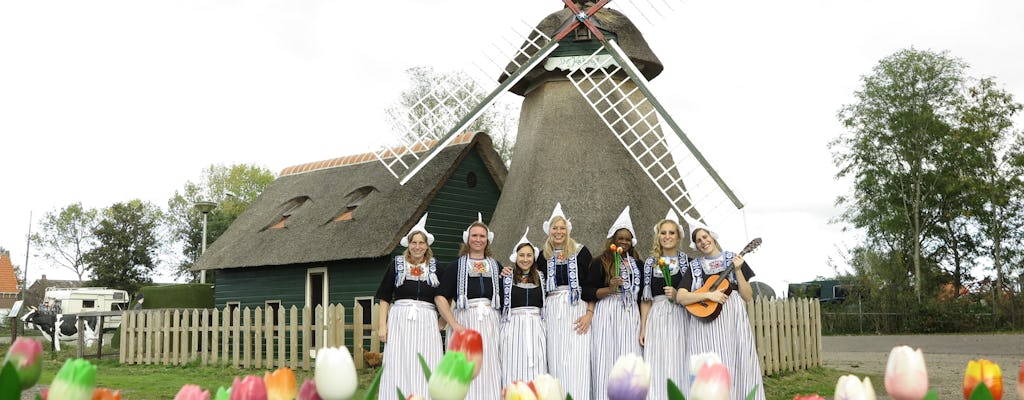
83 200 163 294
385 66 519 165
832 49 1023 301
30 203 98 281
166 164 276 281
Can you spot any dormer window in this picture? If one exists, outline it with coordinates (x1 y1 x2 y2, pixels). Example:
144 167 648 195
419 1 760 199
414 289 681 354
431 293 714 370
573 26 592 41
264 196 311 230
333 186 376 222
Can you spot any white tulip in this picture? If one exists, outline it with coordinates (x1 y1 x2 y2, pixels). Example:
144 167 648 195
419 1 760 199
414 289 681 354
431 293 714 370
314 347 358 400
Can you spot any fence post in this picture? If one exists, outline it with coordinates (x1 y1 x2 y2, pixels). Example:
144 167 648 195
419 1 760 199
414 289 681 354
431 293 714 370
353 303 364 369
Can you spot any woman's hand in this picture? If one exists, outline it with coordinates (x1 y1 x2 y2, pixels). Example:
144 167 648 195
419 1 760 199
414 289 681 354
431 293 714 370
501 266 513 277
664 286 676 301
639 325 647 346
451 322 467 333
732 254 745 268
574 309 593 334
378 325 387 343
705 290 728 304
609 276 624 291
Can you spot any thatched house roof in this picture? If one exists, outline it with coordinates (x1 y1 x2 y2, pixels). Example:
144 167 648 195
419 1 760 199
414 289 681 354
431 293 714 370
194 132 506 271
499 4 664 96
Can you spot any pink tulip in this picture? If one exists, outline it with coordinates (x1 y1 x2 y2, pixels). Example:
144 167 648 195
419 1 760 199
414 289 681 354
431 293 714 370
2 337 43 390
503 381 539 400
230 376 268 400
176 384 212 400
835 375 876 400
688 362 730 400
884 346 928 400
297 379 321 400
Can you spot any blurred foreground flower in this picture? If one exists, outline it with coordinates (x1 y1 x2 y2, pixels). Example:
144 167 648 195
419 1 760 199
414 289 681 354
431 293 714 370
448 329 484 378
503 381 539 400
92 388 122 400
265 367 297 400
835 375 876 400
532 374 564 400
792 395 826 400
298 379 321 400
884 346 928 400
3 337 43 390
689 352 723 387
607 353 650 400
214 386 232 400
176 384 212 400
231 375 267 400
314 347 358 400
1017 360 1023 400
963 359 1002 400
49 358 97 400
688 360 730 400
428 351 475 400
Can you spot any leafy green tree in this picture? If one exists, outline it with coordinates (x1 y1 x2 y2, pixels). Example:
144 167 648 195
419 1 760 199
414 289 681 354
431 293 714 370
84 200 163 294
30 203 98 281
166 164 276 281
385 66 519 165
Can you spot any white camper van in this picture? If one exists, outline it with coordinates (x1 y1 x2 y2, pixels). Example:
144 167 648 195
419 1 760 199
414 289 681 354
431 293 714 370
42 287 129 330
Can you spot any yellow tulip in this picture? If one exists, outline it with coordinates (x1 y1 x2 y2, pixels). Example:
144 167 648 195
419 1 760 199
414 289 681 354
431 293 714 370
265 368 298 400
963 359 1002 400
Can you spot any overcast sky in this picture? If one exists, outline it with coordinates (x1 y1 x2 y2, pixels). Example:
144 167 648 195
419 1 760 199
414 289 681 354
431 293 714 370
2 0 1022 296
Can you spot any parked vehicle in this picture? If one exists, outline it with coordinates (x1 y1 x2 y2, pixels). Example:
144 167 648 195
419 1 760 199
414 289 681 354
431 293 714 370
41 287 129 330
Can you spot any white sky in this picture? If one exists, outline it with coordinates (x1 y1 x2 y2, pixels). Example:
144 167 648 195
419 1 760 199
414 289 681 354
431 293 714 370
2 0 1023 296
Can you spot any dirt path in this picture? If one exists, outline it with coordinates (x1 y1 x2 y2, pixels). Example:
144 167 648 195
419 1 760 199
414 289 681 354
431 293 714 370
822 333 1023 399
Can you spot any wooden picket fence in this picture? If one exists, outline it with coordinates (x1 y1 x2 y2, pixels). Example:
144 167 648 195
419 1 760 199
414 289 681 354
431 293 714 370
747 296 822 376
119 304 382 370
118 298 820 375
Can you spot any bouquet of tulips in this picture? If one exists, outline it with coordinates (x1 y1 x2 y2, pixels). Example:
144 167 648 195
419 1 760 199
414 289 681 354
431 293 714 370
610 244 625 291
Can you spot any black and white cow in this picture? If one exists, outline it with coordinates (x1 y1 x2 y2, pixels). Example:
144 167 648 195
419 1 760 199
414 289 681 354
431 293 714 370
21 308 99 351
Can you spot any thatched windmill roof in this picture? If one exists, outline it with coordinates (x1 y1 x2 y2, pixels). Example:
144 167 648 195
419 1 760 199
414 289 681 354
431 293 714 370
194 132 506 271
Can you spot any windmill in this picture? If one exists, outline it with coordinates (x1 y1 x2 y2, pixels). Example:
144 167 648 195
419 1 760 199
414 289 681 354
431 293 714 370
374 0 744 255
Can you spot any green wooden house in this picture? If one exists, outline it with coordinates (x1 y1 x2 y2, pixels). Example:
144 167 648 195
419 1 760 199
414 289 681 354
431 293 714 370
193 132 506 330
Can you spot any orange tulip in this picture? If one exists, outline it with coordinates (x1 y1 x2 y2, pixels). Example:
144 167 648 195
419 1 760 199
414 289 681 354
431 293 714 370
610 244 618 252
92 388 122 400
963 359 1002 400
265 368 297 400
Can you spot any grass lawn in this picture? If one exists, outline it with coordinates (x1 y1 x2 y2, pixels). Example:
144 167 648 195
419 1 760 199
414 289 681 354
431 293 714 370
2 341 876 399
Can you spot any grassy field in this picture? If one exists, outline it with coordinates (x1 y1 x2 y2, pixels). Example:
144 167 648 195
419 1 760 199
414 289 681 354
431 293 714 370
2 342 875 399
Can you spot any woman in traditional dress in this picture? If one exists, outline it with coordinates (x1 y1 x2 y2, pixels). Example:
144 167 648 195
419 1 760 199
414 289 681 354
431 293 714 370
585 206 648 400
435 213 502 399
675 216 766 399
640 210 689 399
374 213 444 400
535 203 594 400
499 228 547 386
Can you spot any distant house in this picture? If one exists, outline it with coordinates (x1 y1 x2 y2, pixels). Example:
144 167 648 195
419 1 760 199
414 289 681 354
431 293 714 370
0 251 19 310
193 132 507 328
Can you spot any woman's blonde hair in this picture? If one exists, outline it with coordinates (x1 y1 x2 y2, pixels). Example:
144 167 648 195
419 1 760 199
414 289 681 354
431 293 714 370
402 231 434 263
458 222 494 257
650 219 682 258
543 216 578 259
512 243 542 285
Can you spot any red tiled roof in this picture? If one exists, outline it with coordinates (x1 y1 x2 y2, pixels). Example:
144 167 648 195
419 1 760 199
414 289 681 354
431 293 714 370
0 252 18 294
279 132 477 177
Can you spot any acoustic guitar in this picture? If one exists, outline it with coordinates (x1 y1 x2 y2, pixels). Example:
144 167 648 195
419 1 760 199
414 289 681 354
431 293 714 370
684 238 762 322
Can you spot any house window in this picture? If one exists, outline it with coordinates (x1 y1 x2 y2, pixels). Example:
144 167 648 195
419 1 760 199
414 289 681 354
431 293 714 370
226 302 240 326
333 186 376 222
466 172 478 188
573 26 592 41
263 196 311 231
82 300 95 308
265 300 282 327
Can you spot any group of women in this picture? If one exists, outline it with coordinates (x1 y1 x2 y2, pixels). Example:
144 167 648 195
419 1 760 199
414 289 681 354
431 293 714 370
374 205 766 400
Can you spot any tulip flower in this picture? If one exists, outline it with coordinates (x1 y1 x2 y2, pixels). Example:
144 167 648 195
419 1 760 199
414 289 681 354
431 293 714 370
297 379 321 400
176 384 212 400
406 396 426 400
835 375 876 400
1017 360 1023 400
792 395 826 400
963 359 1002 400
92 388 123 400
610 244 617 252
448 329 484 378
688 362 730 400
503 381 539 400
532 374 564 400
314 347 358 400
884 346 928 400
230 375 268 400
214 387 232 400
428 351 475 400
49 358 97 400
265 367 297 400
2 337 43 390
689 352 724 386
607 353 651 400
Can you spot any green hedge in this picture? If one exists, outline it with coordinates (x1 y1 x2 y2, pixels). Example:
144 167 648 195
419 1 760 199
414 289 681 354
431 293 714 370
138 283 215 309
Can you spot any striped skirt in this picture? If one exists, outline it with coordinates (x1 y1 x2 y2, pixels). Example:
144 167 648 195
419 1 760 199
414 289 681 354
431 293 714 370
643 295 688 400
686 293 765 400
590 293 641 400
448 298 502 400
379 300 443 400
500 306 547 386
545 288 591 400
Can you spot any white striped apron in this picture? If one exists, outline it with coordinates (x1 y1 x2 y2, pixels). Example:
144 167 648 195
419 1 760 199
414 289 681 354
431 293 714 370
545 287 591 400
500 306 547 386
590 292 641 400
686 293 765 400
448 297 501 400
379 300 442 400
643 295 688 400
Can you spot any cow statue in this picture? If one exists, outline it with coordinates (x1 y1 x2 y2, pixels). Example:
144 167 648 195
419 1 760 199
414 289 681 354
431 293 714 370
21 307 99 351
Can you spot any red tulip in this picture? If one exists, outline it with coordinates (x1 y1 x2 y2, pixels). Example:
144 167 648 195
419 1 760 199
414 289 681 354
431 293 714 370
2 337 43 390
230 375 268 400
963 359 1002 400
448 329 484 378
297 379 321 400
1016 360 1023 400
